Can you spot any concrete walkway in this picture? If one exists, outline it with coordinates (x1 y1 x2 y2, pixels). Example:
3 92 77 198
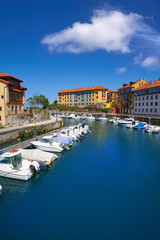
0 116 61 134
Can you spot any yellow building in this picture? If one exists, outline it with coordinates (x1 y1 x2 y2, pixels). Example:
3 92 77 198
118 79 146 114
104 90 118 108
0 73 27 125
58 86 108 106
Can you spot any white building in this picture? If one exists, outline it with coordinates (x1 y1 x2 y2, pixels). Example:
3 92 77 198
134 80 160 117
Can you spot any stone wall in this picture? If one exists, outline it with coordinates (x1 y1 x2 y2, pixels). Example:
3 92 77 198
0 121 62 145
6 109 50 127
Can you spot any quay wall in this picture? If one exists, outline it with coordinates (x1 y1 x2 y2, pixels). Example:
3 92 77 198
0 120 63 145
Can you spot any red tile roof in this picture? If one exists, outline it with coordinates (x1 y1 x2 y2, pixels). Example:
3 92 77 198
134 79 160 91
0 78 13 85
10 87 23 93
0 73 23 82
118 79 145 90
58 85 108 93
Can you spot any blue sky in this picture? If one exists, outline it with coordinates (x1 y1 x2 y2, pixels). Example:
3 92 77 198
1 0 160 103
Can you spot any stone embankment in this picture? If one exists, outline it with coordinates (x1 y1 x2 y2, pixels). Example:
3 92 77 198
0 117 63 145
6 109 51 127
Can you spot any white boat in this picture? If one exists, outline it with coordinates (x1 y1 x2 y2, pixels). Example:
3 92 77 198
21 149 58 167
0 150 40 181
59 129 78 140
86 114 95 120
118 118 134 126
97 115 108 121
81 114 87 120
31 137 65 153
125 120 139 128
144 125 159 134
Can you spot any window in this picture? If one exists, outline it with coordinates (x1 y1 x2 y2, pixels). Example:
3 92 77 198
142 97 144 100
12 106 14 111
146 109 148 112
150 109 152 113
138 108 140 112
151 95 153 100
150 102 153 106
139 97 141 101
0 107 2 111
155 95 158 99
155 108 157 113
19 106 21 111
0 116 1 121
135 103 137 106
146 102 148 106
142 103 144 106
142 109 144 112
139 103 141 106
135 108 137 112
146 96 149 100
135 97 137 101
1 95 4 99
155 102 158 106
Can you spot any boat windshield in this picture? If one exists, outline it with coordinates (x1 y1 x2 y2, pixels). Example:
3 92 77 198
41 139 50 143
11 153 22 169
0 157 11 164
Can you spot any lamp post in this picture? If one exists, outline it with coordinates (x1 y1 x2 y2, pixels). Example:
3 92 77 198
33 124 37 138
148 117 151 125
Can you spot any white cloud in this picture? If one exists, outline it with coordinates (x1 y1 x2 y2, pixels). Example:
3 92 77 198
41 8 160 69
133 52 159 68
116 67 127 73
41 10 142 54
141 56 159 67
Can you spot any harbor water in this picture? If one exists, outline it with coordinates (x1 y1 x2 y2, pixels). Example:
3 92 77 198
0 120 160 240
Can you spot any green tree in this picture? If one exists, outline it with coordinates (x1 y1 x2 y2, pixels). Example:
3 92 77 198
53 100 58 105
26 94 49 109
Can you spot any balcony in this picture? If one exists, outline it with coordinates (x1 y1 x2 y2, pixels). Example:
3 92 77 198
9 100 23 105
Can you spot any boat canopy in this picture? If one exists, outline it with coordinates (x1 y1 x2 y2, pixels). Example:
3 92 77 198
53 136 73 145
134 123 145 128
81 123 85 128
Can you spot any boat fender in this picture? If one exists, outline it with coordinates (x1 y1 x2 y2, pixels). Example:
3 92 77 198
30 165 38 175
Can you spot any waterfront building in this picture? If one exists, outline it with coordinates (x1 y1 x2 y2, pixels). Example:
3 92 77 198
134 79 160 117
0 73 27 125
118 79 146 114
58 86 108 107
105 90 118 108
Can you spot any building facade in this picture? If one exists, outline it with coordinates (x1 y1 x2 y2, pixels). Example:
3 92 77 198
134 79 160 117
0 73 27 125
118 79 146 114
58 86 108 106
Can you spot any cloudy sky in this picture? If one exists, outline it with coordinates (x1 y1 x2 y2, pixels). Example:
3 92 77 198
1 0 160 102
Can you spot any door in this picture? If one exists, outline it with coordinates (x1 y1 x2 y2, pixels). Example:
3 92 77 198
15 106 17 114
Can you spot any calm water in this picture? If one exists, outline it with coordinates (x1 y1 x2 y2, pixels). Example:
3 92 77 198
0 120 160 240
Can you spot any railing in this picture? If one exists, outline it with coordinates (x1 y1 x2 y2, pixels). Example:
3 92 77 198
9 100 23 105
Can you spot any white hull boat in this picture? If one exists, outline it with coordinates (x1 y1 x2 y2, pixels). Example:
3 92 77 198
31 139 64 153
0 150 40 181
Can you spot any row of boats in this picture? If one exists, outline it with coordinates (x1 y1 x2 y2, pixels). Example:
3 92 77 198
108 117 160 133
57 113 160 133
0 123 91 183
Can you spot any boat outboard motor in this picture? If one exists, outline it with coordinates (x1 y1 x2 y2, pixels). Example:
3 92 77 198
30 165 38 175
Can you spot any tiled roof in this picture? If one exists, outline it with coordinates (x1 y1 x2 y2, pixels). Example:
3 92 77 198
0 78 13 85
118 80 144 90
20 86 27 90
0 73 23 82
134 79 160 91
10 87 23 93
108 90 118 93
58 85 108 93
